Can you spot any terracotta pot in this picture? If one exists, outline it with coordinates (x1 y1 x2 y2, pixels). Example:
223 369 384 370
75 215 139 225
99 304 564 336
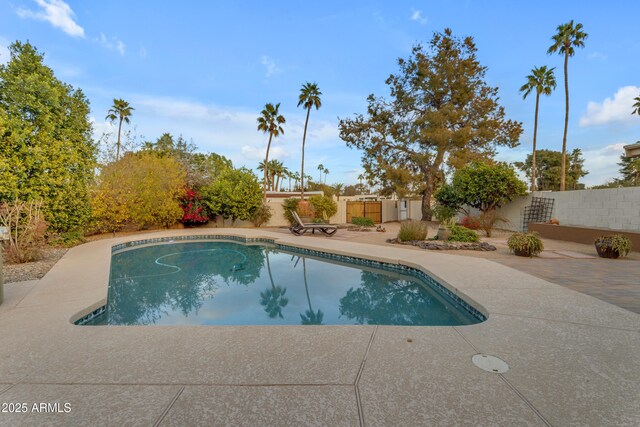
595 243 620 259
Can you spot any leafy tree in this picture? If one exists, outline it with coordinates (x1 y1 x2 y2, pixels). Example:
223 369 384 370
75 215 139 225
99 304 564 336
339 29 522 220
308 195 337 221
633 95 640 116
618 154 640 186
519 66 556 191
91 151 186 232
188 152 232 188
298 82 322 199
202 167 262 225
0 41 96 233
548 20 588 191
515 148 588 191
105 98 135 161
257 103 286 200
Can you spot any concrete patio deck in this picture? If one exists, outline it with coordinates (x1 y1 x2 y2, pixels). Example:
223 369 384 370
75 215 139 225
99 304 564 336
0 228 639 426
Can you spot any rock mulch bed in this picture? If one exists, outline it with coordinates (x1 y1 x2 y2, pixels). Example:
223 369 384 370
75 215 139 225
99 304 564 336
2 247 68 283
387 238 496 251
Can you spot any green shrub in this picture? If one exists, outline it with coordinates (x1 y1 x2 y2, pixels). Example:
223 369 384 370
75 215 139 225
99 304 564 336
282 198 300 225
398 220 429 242
448 225 479 242
507 232 544 257
48 229 86 247
352 217 375 227
202 167 262 226
432 204 457 222
251 204 273 227
309 195 337 221
594 235 632 257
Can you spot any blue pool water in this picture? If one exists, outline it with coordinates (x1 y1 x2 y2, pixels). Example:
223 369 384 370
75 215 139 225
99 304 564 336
84 240 483 326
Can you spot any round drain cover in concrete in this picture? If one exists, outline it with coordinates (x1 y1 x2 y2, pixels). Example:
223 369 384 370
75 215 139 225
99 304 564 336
472 354 509 373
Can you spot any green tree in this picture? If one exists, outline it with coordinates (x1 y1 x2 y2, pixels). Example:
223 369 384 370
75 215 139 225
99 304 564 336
317 163 325 183
0 41 96 233
202 167 262 225
91 151 186 232
339 29 522 220
105 98 135 161
519 66 556 191
547 20 588 191
515 148 588 191
452 162 527 212
632 95 640 116
332 183 344 201
298 82 322 199
188 152 232 188
618 154 640 186
257 103 286 200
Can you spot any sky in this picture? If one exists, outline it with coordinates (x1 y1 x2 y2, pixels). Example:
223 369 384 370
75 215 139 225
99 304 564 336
1 0 639 187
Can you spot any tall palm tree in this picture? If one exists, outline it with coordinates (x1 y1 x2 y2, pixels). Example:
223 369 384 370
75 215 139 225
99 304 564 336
323 167 329 184
105 98 134 161
632 94 640 116
548 20 588 191
520 66 557 191
298 82 322 200
257 103 286 199
317 163 325 183
332 183 344 201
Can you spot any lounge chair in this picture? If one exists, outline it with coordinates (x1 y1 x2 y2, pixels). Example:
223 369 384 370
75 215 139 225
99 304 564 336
289 210 338 237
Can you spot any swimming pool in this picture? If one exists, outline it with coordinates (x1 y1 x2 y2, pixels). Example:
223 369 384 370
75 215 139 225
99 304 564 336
81 237 485 326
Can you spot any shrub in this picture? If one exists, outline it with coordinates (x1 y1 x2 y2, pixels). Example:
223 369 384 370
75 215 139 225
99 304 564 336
91 152 186 232
180 188 210 225
251 204 273 227
594 235 632 258
398 220 429 242
460 215 480 230
432 204 457 222
48 230 86 247
282 198 300 225
0 200 48 263
448 225 479 242
202 167 262 226
309 195 337 221
478 209 507 237
507 232 544 257
352 217 375 227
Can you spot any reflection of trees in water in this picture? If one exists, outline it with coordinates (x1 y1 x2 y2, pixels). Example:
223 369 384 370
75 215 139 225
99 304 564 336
339 271 446 325
299 258 323 325
108 242 266 325
260 248 289 319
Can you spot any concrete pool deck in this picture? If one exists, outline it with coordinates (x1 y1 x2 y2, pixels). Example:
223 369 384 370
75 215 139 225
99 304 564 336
0 228 639 426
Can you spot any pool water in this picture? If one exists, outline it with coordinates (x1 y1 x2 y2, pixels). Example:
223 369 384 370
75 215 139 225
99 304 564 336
86 241 482 326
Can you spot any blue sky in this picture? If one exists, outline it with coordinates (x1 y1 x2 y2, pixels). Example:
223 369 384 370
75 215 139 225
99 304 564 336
1 0 639 186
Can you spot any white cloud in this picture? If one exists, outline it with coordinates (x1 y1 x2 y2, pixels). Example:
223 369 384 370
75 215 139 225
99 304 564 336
17 0 84 38
410 9 428 25
260 55 282 77
96 33 125 55
587 51 607 61
241 145 291 162
580 86 640 127
582 143 626 186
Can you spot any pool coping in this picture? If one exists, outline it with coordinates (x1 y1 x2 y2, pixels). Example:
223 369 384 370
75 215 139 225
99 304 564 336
1 228 639 425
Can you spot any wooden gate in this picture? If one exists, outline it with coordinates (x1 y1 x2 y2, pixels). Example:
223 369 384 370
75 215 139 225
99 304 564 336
346 201 382 224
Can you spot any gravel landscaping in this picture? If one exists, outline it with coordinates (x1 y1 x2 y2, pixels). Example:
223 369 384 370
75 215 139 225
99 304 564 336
387 238 497 251
2 247 68 283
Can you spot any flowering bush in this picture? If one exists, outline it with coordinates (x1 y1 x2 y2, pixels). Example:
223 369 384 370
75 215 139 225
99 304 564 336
180 188 210 225
460 215 480 230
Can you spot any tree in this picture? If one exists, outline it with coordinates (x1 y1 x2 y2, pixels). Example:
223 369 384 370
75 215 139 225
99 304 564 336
0 41 97 233
339 29 522 220
618 154 640 186
202 167 262 225
317 163 325 183
332 183 344 200
323 167 330 184
547 20 588 191
257 103 285 200
298 82 322 199
106 98 135 161
91 152 186 232
633 95 640 116
515 148 588 191
519 66 556 191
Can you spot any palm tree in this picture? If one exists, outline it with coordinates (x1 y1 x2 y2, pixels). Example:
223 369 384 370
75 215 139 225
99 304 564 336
105 98 134 161
520 66 557 191
332 183 344 201
548 20 588 191
323 167 329 184
298 83 322 199
317 163 325 183
257 103 286 200
632 94 640 116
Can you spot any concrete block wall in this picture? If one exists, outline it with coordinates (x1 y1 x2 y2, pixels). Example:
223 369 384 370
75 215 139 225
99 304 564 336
493 187 640 232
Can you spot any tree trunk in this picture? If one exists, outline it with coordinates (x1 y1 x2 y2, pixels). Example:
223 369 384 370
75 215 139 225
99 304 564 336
420 178 435 221
561 50 569 191
532 92 540 192
116 116 123 161
264 133 273 200
301 106 311 200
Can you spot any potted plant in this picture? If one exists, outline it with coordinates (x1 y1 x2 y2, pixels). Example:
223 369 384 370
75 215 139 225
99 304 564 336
433 204 457 241
507 232 544 257
594 235 632 259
